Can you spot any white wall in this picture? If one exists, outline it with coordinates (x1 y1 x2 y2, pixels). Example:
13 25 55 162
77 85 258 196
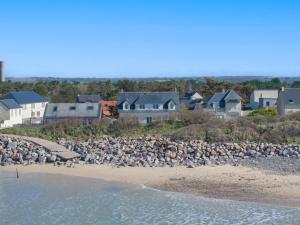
250 90 278 109
0 106 22 128
191 92 202 100
21 102 48 123
284 108 300 115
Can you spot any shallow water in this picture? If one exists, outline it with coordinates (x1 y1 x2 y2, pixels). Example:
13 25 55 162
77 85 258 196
0 172 299 225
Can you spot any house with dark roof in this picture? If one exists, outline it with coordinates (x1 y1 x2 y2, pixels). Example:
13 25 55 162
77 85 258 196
118 92 180 123
0 99 22 128
76 95 101 103
205 89 242 120
44 103 102 124
277 88 300 116
2 91 48 124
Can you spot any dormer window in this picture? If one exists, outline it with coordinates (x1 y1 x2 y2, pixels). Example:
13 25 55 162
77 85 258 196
139 104 145 109
124 103 129 110
169 103 175 110
289 99 294 104
153 104 159 109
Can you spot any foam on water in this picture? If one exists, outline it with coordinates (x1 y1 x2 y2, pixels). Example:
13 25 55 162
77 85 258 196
0 172 299 225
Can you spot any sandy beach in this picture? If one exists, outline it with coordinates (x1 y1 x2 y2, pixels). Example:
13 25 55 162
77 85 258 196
1 164 300 208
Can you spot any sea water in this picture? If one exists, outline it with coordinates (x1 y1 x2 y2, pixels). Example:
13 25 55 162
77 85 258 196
0 172 299 225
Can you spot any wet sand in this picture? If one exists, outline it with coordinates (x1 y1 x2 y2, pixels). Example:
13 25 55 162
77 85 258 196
1 164 300 208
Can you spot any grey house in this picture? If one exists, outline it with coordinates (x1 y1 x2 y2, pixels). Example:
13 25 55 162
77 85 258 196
277 88 300 116
118 92 180 123
205 90 242 120
44 103 102 124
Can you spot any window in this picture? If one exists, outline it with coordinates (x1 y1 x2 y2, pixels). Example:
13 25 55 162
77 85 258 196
69 106 76 110
289 99 294 104
139 104 145 109
124 103 129 110
153 104 159 109
266 101 270 107
87 106 94 110
146 117 152 123
169 103 175 110
53 106 58 112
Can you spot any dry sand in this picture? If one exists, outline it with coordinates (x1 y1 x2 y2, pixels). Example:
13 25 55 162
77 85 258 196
1 164 300 208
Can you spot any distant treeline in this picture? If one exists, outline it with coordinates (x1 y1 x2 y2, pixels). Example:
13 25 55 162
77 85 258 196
1 78 300 107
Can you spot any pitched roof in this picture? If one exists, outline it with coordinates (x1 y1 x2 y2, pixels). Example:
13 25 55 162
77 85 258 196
184 91 203 99
2 91 47 104
280 88 300 106
118 92 180 105
252 89 278 101
0 99 22 109
77 95 101 103
206 90 241 109
44 103 102 119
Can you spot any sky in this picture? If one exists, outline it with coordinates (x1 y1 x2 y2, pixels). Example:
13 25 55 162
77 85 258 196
1 0 300 78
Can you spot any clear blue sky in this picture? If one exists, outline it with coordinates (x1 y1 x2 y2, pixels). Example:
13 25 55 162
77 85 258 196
1 0 300 77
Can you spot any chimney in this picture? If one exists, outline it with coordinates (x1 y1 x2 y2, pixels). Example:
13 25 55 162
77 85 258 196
281 86 285 92
0 61 4 83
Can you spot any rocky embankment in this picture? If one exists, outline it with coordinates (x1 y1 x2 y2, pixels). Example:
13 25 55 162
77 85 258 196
0 136 60 166
61 136 300 171
1 136 300 172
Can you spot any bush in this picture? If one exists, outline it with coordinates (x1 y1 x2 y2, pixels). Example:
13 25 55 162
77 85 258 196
248 108 278 117
179 111 214 126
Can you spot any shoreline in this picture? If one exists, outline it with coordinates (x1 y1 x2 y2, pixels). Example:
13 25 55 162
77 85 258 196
1 164 300 208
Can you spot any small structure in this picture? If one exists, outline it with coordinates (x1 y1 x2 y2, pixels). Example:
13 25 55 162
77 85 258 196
100 100 118 117
184 91 203 101
180 91 204 110
44 103 102 124
205 89 242 120
76 95 101 103
250 89 278 109
0 99 22 128
2 91 48 124
277 87 300 116
118 92 180 124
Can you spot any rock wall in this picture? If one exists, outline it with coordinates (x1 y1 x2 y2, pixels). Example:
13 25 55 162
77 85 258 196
60 136 300 168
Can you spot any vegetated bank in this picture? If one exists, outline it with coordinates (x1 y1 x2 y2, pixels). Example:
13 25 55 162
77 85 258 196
2 111 300 144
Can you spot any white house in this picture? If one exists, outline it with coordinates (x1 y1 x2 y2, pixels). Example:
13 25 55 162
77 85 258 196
0 99 23 128
249 89 278 109
2 91 48 124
